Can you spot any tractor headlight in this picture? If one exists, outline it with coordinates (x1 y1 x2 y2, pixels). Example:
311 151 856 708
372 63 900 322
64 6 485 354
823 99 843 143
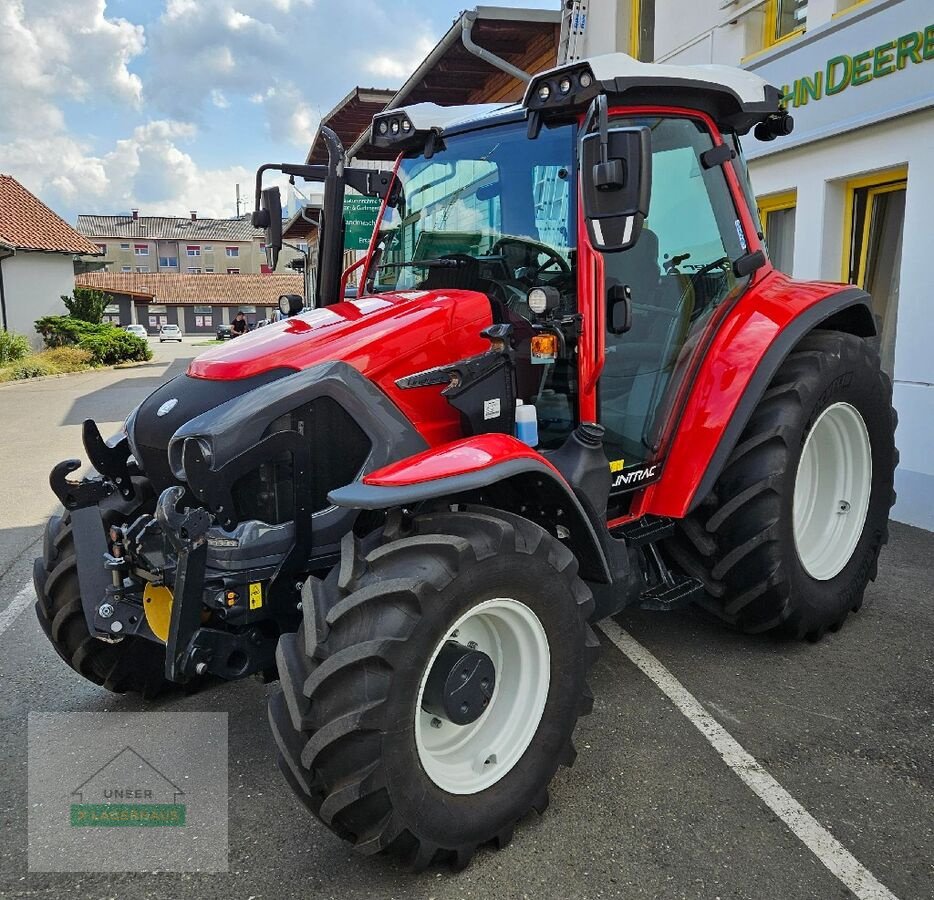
390 119 400 134
527 286 560 316
538 83 551 102
377 120 388 135
558 76 572 94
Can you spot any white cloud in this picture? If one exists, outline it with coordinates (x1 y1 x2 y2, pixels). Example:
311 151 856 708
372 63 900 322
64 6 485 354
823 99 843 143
364 35 436 81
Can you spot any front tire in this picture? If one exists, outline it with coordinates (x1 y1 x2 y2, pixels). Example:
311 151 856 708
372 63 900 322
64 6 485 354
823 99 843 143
668 331 897 639
269 506 599 869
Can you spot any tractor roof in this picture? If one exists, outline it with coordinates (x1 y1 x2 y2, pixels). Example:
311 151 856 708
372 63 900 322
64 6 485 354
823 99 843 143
372 53 781 152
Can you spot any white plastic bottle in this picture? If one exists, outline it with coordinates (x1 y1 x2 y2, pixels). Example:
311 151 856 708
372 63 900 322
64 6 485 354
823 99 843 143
515 399 539 447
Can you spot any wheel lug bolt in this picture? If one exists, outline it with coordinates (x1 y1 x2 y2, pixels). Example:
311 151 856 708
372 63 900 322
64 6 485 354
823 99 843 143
98 603 114 619
467 641 478 650
430 717 443 729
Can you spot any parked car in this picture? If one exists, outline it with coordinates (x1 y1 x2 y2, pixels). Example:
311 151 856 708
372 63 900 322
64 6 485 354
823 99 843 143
159 324 182 343
125 324 148 339
216 324 233 340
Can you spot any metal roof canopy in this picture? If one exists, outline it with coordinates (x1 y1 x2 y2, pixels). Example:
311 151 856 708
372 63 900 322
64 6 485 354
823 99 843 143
347 5 560 162
306 87 397 165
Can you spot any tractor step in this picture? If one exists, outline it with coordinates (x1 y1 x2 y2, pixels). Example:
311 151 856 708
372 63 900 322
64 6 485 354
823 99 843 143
613 514 676 547
638 575 705 611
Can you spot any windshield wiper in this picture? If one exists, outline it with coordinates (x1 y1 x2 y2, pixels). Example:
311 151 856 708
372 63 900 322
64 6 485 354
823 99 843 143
379 257 467 270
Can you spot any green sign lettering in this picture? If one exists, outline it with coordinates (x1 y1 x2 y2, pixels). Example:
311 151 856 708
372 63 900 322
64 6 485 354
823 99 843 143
826 55 852 95
873 40 896 78
775 22 932 111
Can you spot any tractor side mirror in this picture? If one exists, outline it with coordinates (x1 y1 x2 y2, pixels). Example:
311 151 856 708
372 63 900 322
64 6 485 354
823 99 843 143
252 186 283 270
580 125 651 253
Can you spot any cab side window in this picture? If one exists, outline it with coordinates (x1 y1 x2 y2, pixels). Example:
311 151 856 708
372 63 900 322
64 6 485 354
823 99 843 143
599 116 749 469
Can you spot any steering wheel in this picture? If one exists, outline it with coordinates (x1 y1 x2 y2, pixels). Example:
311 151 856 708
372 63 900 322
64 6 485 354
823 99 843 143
490 237 570 279
691 256 731 280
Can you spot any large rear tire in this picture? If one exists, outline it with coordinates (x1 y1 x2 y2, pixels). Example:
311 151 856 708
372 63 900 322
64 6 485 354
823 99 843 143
269 506 599 870
34 512 173 698
667 331 897 639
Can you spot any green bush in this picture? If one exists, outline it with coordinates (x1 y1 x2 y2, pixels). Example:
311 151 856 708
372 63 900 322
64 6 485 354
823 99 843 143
0 331 31 365
61 287 110 324
34 315 151 364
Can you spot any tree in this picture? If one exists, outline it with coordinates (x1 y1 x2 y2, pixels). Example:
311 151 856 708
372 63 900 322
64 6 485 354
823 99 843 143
61 287 112 324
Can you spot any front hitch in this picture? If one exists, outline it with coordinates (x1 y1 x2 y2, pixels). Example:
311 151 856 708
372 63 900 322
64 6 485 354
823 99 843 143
156 487 213 682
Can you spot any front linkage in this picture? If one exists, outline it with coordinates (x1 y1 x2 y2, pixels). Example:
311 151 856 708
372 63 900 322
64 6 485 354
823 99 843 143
48 419 300 685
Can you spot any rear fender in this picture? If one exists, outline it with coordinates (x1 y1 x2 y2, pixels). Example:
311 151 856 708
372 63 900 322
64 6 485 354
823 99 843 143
641 280 876 518
329 433 614 583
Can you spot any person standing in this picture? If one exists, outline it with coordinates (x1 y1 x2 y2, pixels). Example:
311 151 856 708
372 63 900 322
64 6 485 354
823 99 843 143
232 311 247 337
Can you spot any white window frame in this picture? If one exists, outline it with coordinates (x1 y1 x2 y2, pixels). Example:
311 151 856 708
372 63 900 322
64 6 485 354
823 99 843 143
187 266 202 273
134 244 149 256
225 246 240 258
186 246 201 257
120 242 130 250
226 267 240 275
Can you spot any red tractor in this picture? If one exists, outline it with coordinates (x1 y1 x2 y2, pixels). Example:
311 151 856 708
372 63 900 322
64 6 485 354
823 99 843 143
35 54 896 869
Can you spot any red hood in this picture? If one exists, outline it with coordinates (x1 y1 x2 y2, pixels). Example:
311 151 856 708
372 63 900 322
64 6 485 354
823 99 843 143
188 289 493 444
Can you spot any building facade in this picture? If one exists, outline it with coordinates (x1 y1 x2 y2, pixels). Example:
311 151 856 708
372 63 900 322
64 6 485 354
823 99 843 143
562 0 932 530
0 175 101 347
74 272 304 335
76 211 303 276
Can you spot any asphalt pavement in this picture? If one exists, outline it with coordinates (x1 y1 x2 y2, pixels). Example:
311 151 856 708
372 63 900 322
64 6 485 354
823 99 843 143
0 338 930 899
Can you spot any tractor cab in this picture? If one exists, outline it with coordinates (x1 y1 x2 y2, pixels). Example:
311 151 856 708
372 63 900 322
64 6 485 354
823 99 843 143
336 54 791 505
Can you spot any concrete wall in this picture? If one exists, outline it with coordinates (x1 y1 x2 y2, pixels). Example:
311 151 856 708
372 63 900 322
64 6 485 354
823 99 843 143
1 251 74 348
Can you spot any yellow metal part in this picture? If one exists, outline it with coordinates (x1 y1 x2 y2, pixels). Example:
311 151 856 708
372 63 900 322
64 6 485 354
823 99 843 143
143 584 174 643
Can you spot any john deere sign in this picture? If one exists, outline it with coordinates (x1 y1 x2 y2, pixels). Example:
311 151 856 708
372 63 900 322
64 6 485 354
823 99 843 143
746 0 934 157
344 194 381 251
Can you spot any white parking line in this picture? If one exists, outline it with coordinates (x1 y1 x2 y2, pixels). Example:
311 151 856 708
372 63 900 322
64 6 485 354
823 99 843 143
0 582 34 639
598 619 900 900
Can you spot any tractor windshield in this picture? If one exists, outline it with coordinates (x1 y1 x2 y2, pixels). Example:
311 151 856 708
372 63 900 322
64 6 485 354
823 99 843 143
368 120 577 321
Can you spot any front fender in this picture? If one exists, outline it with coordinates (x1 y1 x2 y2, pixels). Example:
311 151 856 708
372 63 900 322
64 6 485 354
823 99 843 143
329 433 614 583
641 278 876 518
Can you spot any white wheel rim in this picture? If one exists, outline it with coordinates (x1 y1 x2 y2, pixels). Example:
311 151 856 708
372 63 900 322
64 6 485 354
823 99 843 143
415 598 550 795
793 401 872 581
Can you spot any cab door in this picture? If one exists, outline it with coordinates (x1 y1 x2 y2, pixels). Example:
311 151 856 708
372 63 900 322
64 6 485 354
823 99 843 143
596 115 752 502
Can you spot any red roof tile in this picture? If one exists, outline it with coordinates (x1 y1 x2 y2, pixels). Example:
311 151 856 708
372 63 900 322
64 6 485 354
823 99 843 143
0 175 101 255
75 271 304 305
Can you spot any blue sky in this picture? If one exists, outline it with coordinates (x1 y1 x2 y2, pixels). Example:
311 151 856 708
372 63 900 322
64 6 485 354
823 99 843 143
0 0 556 223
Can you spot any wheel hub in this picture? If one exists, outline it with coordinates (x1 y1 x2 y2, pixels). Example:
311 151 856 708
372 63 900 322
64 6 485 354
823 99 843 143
422 641 496 726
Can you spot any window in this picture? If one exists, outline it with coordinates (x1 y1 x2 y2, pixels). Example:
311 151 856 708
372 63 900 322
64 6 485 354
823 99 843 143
121 266 132 272
193 305 213 328
102 302 121 325
159 256 178 268
95 243 106 254
600 115 750 479
187 245 200 256
225 246 239 257
134 244 149 256
843 168 907 375
187 266 202 273
765 0 807 47
135 266 150 273
203 244 213 252
630 1 655 62
205 267 215 273
259 242 266 252
226 267 240 274
758 191 797 275
120 242 130 250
